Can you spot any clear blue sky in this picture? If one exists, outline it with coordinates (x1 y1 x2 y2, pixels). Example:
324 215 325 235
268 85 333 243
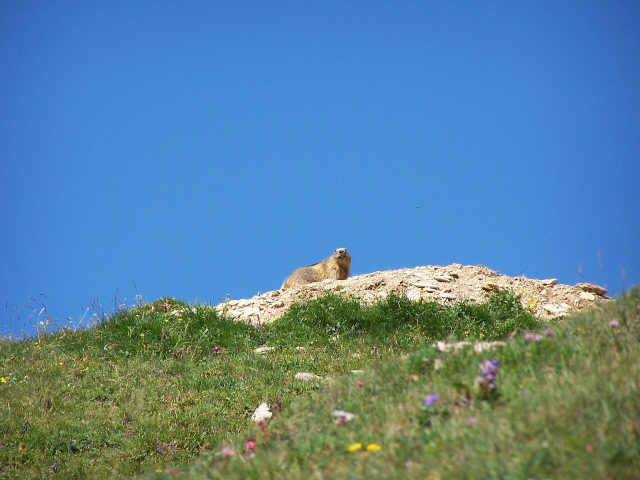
2 1 639 338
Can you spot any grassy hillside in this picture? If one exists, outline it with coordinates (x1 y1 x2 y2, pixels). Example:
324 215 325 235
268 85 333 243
1 289 638 479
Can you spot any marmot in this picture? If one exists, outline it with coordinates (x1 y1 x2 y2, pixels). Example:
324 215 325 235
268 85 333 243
282 248 351 289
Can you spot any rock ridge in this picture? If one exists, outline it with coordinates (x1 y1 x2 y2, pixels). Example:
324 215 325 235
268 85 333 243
214 264 608 324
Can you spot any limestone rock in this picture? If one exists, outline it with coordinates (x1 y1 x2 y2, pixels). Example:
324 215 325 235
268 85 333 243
251 403 272 422
295 372 321 381
208 264 609 324
254 346 275 355
576 283 608 296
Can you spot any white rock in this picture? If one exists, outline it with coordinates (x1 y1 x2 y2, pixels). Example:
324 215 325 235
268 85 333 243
542 303 567 315
473 341 506 353
579 291 596 301
409 280 440 289
436 341 471 352
433 359 444 370
540 278 558 286
254 346 275 355
295 372 321 381
350 369 365 375
243 306 261 316
331 410 355 423
434 275 454 283
406 288 421 302
251 403 272 422
576 283 608 296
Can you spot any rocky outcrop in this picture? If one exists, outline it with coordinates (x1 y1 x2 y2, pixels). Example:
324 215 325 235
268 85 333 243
214 264 608 325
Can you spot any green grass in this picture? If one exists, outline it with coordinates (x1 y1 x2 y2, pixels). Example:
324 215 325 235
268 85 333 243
1 289 638 479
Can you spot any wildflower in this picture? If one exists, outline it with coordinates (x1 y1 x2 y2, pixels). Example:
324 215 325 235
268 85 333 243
246 439 256 450
466 416 477 426
50 463 58 473
169 440 176 454
366 443 382 451
609 318 619 328
348 442 363 452
544 328 553 337
424 394 441 408
156 440 164 453
356 380 365 388
1 377 6 383
524 332 544 342
475 359 501 396
221 446 235 457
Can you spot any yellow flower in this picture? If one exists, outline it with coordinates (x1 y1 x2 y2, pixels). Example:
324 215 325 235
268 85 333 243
366 443 382 451
1 377 6 383
347 443 363 452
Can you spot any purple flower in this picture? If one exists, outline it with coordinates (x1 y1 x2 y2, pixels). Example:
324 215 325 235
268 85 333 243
609 318 619 328
525 332 544 341
424 393 441 407
156 440 164 453
544 328 553 337
479 360 499 377
465 416 477 426
477 360 500 391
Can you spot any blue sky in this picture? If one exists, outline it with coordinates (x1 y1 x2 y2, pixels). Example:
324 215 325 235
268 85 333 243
2 1 639 338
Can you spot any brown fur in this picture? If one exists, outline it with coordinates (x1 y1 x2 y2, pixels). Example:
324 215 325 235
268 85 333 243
282 248 351 289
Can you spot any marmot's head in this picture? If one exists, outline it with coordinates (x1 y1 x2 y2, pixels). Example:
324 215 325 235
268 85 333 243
333 247 351 266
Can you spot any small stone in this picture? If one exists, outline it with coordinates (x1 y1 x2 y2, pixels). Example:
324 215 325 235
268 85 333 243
439 292 456 300
254 346 275 355
243 306 261 316
540 278 558 286
295 372 321 381
406 288 421 302
251 403 272 422
542 303 567 315
434 274 454 283
331 410 355 423
409 280 439 289
576 283 608 296
579 291 596 301
473 341 505 353
350 369 365 375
